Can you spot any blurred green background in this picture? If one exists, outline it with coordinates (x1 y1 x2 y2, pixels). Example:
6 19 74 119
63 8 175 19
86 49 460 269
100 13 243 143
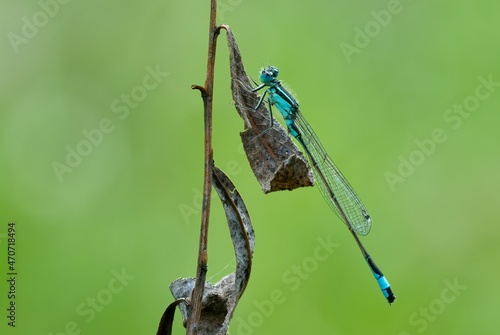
1 0 499 334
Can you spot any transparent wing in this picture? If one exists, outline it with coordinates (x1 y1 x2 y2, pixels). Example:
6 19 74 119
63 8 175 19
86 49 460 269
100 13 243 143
293 111 371 236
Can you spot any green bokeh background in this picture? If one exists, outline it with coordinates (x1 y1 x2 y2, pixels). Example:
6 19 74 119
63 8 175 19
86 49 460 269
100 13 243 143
1 0 499 334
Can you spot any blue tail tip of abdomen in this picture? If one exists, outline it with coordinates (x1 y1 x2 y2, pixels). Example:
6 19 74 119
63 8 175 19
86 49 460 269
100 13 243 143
384 287 396 304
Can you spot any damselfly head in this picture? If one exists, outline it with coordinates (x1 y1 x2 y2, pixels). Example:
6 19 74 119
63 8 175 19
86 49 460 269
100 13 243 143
259 66 279 84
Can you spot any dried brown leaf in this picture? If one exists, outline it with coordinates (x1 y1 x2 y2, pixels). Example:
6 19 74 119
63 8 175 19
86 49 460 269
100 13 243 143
167 165 254 335
223 25 314 193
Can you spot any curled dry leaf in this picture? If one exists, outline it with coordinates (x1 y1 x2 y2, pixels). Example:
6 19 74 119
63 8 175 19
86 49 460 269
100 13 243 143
222 25 314 193
156 298 187 335
166 165 254 335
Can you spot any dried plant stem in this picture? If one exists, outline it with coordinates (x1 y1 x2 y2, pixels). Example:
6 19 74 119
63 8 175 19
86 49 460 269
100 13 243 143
188 0 220 334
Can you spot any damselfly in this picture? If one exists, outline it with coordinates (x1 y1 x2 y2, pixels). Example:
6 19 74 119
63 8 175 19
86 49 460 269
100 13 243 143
251 66 396 304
